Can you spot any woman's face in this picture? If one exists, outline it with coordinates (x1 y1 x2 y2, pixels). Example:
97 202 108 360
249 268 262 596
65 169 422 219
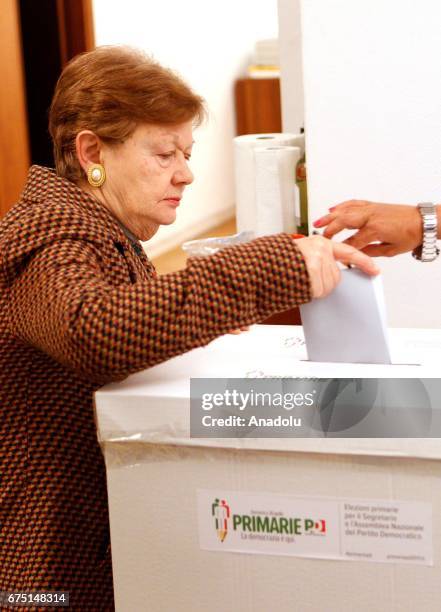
99 121 194 241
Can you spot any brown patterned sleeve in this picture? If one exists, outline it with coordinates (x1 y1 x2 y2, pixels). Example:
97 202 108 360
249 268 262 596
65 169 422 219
8 233 311 384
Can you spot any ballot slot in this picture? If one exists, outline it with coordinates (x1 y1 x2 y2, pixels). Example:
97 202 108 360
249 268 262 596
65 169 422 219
298 343 423 366
299 358 421 366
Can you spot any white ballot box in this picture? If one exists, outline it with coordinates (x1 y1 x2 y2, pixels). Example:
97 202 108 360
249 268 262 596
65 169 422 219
95 325 441 612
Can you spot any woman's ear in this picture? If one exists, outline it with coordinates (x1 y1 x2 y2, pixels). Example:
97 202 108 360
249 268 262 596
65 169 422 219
75 130 102 174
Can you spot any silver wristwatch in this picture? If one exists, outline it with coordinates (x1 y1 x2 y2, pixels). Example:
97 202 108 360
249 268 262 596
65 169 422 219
412 202 439 262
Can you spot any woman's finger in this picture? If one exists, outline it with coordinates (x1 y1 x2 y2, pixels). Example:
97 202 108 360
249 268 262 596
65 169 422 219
343 227 376 250
322 218 349 239
313 212 336 229
332 242 380 275
321 255 341 297
228 326 251 335
308 255 324 298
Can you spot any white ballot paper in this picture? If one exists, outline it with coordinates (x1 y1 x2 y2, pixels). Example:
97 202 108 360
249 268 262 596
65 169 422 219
300 268 392 364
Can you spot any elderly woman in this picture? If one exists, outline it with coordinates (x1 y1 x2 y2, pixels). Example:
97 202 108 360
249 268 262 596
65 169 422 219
0 46 378 610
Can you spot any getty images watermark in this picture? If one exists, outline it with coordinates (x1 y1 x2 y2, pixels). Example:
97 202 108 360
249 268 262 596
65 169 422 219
190 378 441 438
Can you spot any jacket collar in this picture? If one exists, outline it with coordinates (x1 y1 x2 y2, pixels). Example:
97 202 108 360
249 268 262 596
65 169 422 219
21 165 128 242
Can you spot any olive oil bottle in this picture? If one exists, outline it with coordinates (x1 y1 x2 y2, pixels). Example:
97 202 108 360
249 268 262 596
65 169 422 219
295 128 308 235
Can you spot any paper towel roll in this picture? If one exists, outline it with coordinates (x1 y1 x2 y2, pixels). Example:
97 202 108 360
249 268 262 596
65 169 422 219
234 133 304 234
253 145 301 236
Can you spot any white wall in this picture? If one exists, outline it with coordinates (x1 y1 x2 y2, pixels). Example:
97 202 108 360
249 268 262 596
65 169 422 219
299 0 441 328
92 0 278 258
277 0 303 133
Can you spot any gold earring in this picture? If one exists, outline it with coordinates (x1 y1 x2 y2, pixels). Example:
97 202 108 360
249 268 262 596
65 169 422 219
87 163 106 187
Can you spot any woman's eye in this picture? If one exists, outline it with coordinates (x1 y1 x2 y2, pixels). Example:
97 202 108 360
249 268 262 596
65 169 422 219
159 152 175 160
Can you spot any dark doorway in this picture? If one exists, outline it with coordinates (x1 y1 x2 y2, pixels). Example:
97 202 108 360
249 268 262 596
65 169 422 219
18 0 94 168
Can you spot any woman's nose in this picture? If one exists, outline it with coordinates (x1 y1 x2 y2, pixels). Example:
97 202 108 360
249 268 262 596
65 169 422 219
173 158 194 186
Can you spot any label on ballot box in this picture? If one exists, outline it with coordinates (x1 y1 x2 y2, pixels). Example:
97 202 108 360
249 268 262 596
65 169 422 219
198 490 432 565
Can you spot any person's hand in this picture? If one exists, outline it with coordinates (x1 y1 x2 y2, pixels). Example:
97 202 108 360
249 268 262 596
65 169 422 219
294 235 380 299
313 200 423 257
228 326 250 335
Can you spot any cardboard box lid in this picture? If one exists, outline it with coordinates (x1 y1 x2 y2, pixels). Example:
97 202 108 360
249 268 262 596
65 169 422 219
95 325 441 458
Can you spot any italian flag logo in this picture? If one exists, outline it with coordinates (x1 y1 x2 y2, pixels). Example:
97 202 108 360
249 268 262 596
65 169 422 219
212 498 231 542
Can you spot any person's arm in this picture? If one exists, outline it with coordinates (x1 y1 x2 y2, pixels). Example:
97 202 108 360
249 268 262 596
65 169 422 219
7 233 377 385
314 200 441 256
7 234 311 385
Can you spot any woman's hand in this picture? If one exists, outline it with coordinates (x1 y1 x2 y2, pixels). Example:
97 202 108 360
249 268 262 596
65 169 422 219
228 326 250 335
294 235 380 299
313 200 423 257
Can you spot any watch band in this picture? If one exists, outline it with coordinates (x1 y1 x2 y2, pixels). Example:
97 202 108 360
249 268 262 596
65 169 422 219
412 202 439 262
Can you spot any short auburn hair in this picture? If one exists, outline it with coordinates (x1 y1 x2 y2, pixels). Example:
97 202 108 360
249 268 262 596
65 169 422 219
49 46 206 182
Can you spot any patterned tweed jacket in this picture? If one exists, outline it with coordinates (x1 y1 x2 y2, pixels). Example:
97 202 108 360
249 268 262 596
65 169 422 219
0 166 311 611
